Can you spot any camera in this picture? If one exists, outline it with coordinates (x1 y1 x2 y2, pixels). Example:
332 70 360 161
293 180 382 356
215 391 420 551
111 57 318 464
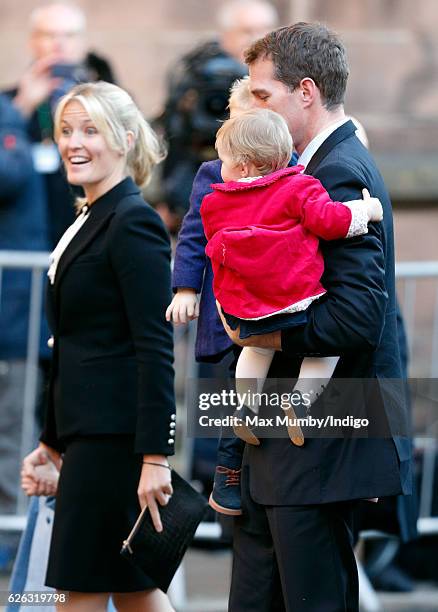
164 42 247 147
49 63 89 112
159 42 247 217
51 63 88 82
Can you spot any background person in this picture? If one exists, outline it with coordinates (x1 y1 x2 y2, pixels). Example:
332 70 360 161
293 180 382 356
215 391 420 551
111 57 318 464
0 94 51 573
0 1 117 579
21 81 176 611
2 1 119 466
4 0 118 248
155 0 278 230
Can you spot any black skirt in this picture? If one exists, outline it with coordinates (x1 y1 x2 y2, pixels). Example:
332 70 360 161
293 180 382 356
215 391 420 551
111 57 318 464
45 435 156 593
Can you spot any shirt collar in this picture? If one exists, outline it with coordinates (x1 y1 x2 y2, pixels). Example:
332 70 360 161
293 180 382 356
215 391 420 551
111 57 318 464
237 175 263 183
297 118 350 170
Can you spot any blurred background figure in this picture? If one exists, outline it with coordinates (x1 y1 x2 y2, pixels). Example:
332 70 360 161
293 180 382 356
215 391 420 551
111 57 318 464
0 0 117 576
3 0 117 248
154 0 278 231
0 94 50 573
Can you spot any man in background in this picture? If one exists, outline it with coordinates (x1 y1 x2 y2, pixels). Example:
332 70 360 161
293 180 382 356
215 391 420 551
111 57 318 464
0 1 116 571
0 94 50 573
5 0 117 247
155 0 278 230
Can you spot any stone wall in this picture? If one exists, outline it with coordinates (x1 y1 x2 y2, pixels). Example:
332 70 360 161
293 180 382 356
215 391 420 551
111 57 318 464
1 0 437 199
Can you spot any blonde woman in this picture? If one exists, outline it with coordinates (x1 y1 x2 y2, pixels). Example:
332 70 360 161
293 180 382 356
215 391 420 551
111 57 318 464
21 82 176 612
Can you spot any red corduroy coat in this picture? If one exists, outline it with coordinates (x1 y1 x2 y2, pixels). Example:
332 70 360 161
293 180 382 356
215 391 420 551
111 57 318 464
200 166 353 320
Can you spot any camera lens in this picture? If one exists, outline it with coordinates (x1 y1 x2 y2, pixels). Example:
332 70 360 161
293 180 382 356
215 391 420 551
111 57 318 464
203 90 228 117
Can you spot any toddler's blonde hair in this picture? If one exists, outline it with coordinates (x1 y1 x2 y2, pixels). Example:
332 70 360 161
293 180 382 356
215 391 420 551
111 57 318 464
215 108 292 175
228 76 253 113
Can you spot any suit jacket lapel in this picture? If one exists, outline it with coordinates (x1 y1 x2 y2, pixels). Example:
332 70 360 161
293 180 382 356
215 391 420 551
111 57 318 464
305 120 357 176
54 204 115 291
52 177 140 308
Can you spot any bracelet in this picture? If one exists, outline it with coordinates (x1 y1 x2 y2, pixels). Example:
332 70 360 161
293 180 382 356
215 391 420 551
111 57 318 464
142 461 171 470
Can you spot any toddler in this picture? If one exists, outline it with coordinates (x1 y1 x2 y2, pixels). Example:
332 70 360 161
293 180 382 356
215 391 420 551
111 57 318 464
200 108 383 514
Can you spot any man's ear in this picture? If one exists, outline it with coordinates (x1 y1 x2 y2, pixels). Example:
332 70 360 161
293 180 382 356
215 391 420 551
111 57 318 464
299 78 318 108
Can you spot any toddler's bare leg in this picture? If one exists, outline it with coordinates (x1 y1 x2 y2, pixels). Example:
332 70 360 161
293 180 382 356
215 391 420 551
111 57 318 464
233 347 275 445
235 346 275 415
283 357 340 446
294 356 339 403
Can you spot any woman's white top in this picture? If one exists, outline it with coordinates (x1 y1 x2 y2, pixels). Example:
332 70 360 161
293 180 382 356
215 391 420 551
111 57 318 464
47 205 90 285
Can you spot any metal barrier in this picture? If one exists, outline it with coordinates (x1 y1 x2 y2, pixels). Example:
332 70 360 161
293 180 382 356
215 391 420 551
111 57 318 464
1 251 438 611
396 261 438 378
396 261 438 527
0 251 49 517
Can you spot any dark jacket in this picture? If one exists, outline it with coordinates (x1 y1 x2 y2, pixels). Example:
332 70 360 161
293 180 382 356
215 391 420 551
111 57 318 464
40 178 176 455
172 159 233 361
3 87 76 249
0 94 50 359
172 155 302 361
246 121 412 505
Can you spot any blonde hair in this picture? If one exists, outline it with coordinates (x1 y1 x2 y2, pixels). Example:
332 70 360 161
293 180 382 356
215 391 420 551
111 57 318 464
228 76 253 113
216 109 292 175
54 82 166 208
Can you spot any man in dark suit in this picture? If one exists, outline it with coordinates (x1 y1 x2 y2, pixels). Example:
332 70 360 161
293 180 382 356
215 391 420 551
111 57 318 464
218 23 412 611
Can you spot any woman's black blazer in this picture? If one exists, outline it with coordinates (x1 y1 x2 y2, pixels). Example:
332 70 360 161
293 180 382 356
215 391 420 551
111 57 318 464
40 177 176 455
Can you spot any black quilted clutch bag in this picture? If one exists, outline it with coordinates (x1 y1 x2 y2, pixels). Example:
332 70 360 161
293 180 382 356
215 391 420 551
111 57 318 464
120 470 208 592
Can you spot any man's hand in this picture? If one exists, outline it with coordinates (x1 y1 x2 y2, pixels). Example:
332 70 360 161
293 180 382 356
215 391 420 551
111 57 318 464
13 56 62 118
216 300 282 350
166 288 199 325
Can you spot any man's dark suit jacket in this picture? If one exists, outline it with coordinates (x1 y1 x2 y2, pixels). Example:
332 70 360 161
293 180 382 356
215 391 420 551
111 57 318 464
246 120 412 505
40 178 176 456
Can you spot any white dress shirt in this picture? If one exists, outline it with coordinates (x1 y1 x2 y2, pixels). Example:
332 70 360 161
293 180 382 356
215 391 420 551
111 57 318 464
47 205 90 285
297 118 350 170
297 118 369 239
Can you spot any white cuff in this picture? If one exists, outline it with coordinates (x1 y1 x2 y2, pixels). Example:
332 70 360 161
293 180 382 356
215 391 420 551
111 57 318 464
343 200 369 238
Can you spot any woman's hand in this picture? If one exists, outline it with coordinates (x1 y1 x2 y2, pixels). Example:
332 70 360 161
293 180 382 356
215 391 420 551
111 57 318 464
137 455 173 533
21 443 61 497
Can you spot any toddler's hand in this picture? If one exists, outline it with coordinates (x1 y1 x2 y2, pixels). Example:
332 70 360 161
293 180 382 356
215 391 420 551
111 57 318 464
165 289 199 325
362 188 383 222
